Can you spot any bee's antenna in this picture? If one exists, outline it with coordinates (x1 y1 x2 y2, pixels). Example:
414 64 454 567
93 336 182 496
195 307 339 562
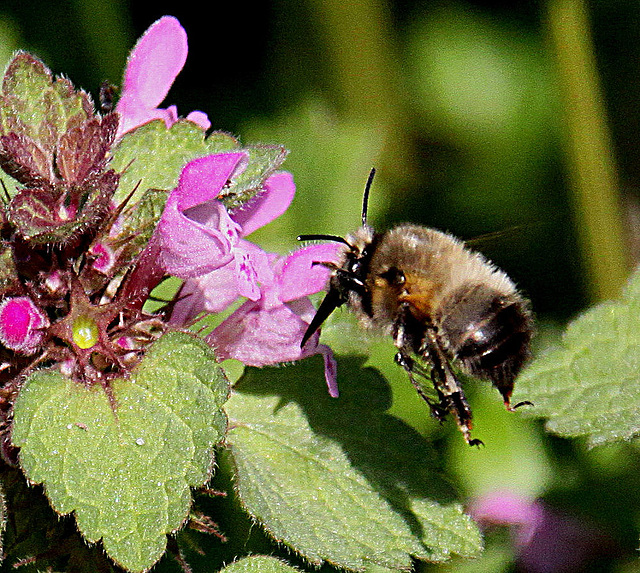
297 234 350 245
362 167 376 226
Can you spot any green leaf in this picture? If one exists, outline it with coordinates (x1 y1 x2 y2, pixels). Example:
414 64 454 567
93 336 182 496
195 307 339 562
512 267 640 446
0 466 118 571
110 120 288 211
219 555 301 573
219 144 288 211
12 331 229 572
110 120 238 205
226 356 481 571
0 52 91 143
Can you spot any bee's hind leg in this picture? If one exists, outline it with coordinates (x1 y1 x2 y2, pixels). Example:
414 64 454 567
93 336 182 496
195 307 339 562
392 303 451 424
423 329 484 447
394 351 448 422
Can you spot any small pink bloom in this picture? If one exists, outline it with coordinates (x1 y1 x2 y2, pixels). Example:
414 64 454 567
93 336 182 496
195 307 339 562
160 153 342 393
207 243 342 397
469 491 617 573
157 153 248 278
166 156 296 322
89 242 116 274
116 16 211 137
0 297 49 355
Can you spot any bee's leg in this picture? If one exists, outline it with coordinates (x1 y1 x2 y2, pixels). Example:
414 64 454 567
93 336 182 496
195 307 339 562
392 303 450 423
423 328 483 447
394 351 448 422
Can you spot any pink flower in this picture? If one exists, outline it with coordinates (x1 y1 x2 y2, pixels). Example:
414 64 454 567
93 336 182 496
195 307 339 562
206 243 342 397
469 491 617 573
116 16 211 137
164 154 296 322
0 297 49 354
158 152 342 394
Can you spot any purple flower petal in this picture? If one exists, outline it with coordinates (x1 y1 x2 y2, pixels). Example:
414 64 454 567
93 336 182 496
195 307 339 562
116 16 211 136
157 154 247 278
277 243 342 302
175 153 246 211
208 299 305 364
0 296 49 355
169 263 241 325
469 490 617 573
317 343 339 398
232 171 296 236
159 198 237 278
186 111 211 131
208 296 339 397
469 491 542 547
117 16 187 135
234 241 274 301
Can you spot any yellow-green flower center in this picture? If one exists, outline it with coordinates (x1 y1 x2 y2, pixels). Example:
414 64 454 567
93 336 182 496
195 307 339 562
72 315 99 349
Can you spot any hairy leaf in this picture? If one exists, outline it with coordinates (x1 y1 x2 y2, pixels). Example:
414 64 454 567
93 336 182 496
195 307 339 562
227 356 482 571
513 267 640 446
12 332 229 572
0 53 93 192
219 556 301 573
110 120 288 211
219 144 288 211
110 120 238 205
0 52 91 145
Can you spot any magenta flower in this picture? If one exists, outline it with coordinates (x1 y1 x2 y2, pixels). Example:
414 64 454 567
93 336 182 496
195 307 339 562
157 152 251 279
116 16 211 137
0 296 49 355
164 154 295 322
469 491 617 573
206 243 342 397
158 152 342 394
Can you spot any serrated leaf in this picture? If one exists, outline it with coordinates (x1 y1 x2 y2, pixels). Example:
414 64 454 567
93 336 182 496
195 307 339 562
512 267 640 447
0 466 118 571
226 356 481 571
220 556 301 573
12 332 229 572
110 120 238 205
110 121 288 211
0 52 91 149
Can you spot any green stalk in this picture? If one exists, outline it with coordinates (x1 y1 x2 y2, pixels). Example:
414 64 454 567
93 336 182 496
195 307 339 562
546 0 629 300
311 0 415 183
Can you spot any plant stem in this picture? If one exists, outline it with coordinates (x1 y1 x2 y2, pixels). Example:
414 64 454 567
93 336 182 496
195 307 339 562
546 0 629 300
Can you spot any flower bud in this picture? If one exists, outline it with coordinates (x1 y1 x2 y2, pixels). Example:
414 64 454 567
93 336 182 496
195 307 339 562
0 297 49 354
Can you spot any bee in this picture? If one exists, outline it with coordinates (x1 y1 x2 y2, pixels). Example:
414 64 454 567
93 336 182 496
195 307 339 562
299 169 533 446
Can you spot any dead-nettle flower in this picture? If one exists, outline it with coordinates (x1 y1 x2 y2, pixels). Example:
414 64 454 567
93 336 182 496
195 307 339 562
115 15 210 137
206 244 341 397
0 10 338 414
158 153 341 395
0 297 49 355
0 15 212 394
469 491 617 573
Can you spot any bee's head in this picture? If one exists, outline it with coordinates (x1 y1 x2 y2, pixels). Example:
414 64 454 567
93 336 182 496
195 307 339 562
298 168 377 348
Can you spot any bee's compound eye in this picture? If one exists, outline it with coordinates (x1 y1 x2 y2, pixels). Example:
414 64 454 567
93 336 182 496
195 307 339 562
379 266 405 286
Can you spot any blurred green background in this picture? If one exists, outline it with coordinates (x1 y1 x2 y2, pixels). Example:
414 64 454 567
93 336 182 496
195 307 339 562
2 0 640 571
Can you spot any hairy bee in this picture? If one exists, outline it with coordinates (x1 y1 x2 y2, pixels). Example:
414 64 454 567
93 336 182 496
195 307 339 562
299 169 532 446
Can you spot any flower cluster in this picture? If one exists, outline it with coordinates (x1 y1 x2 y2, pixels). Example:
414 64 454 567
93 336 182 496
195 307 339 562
118 16 341 394
0 13 341 434
156 153 340 396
